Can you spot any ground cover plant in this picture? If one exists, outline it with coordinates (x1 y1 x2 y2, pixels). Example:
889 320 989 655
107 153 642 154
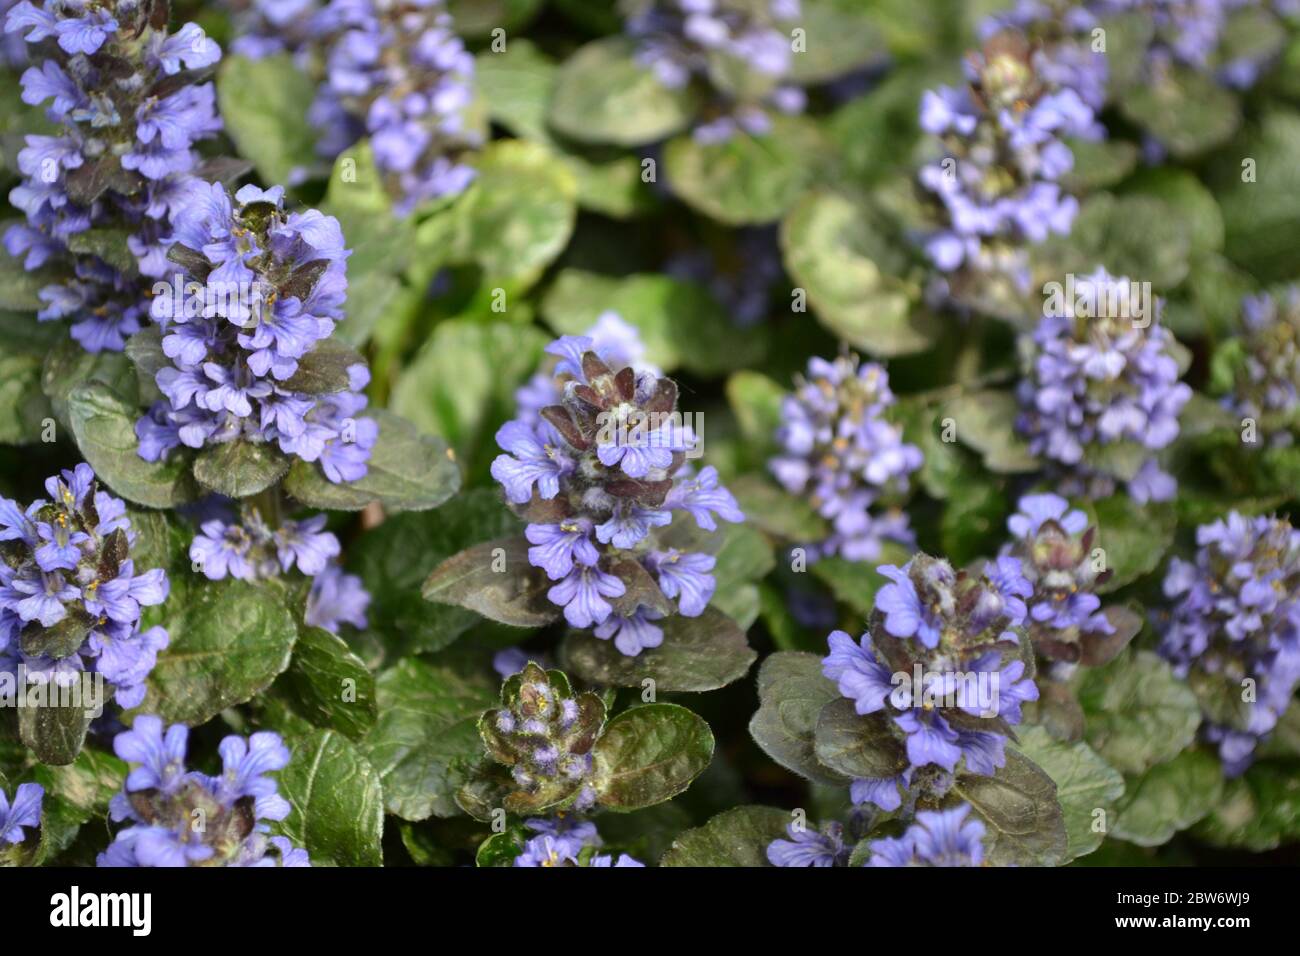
1 0 1299 869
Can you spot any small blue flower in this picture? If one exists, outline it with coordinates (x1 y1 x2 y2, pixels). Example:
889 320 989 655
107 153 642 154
0 782 43 845
767 821 847 867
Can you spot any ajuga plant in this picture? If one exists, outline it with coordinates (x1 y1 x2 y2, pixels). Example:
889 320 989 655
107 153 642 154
749 552 1069 867
456 662 714 859
769 352 921 562
916 21 1100 316
98 715 309 866
624 0 806 142
474 329 743 657
1015 268 1192 502
3 0 223 352
1157 512 1300 777
1 463 169 762
1218 287 1300 448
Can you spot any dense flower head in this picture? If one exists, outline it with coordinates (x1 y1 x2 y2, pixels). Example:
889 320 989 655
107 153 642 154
625 0 806 143
1222 287 1300 447
0 782 44 846
1016 267 1192 502
1157 512 1300 776
136 182 378 482
769 353 921 562
513 816 644 867
0 463 169 709
864 804 986 867
1003 492 1117 663
822 553 1038 810
305 0 480 215
917 24 1101 312
3 0 222 352
491 326 743 657
99 715 309 866
480 663 605 814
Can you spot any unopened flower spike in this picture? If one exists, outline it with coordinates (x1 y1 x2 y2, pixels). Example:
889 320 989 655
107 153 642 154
3 0 223 352
477 662 606 815
769 353 921 562
491 322 743 657
99 715 309 867
0 463 169 713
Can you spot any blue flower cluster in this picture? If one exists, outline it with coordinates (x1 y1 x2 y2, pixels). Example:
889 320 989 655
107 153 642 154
307 0 480 215
1016 267 1192 502
1003 492 1115 663
769 354 921 562
0 464 169 709
228 0 324 62
822 554 1039 811
0 782 43 846
863 804 986 867
917 24 1101 306
513 817 644 867
136 182 377 482
626 0 806 143
491 327 743 657
1158 512 1300 776
1223 287 1300 447
187 506 369 635
3 0 222 352
99 715 309 867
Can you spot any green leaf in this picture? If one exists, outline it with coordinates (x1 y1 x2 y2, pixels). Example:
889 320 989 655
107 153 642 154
30 746 126 864
788 0 887 83
813 698 908 780
1010 725 1125 863
142 579 298 725
945 389 1038 474
950 750 1069 866
436 140 578 290
727 474 828 542
272 729 385 867
18 694 100 767
748 651 847 786
1038 193 1193 292
1077 650 1202 776
361 656 497 821
390 319 550 479
1119 66 1240 159
780 190 933 356
725 370 784 460
1092 495 1177 593
1209 110 1300 284
0 346 50 445
1120 168 1224 258
421 535 559 628
447 0 544 36
350 488 523 657
66 382 198 509
541 269 764 376
278 626 377 742
1193 761 1300 852
0 232 53 311
42 337 136 427
1111 749 1223 847
593 703 714 810
192 440 290 499
549 37 699 146
1061 137 1139 193
562 607 757 693
660 805 790 867
217 54 319 187
284 409 462 512
662 116 819 225
281 340 367 395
